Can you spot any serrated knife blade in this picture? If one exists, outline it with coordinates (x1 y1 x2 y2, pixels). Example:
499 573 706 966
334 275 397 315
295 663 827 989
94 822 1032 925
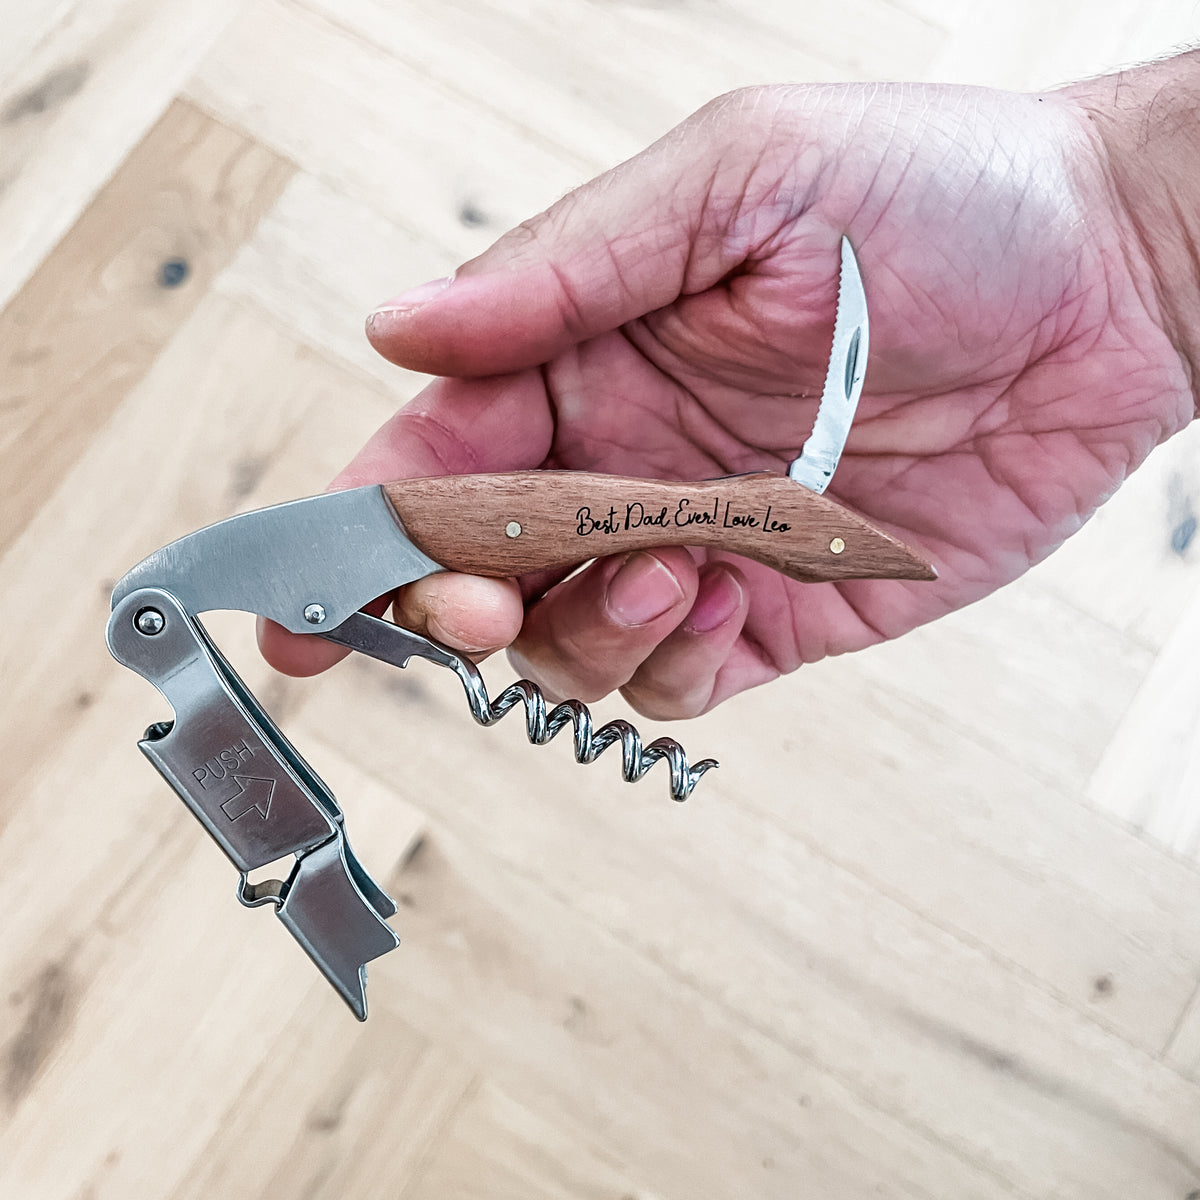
788 236 869 494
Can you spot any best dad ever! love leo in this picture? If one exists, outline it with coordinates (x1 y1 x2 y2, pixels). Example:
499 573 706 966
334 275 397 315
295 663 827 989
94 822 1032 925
575 497 792 538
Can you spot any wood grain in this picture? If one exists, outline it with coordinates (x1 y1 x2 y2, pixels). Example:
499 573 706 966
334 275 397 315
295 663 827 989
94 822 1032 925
301 673 1200 1198
187 0 593 259
0 0 243 309
710 661 1200 1056
385 470 937 582
1030 422 1200 650
1085 583 1200 858
1169 986 1200 1083
0 292 391 828
4 2 1200 1199
404 1081 649 1200
0 300 413 1198
0 98 292 558
302 0 845 168
216 170 454 388
854 577 1154 791
361 817 1025 1200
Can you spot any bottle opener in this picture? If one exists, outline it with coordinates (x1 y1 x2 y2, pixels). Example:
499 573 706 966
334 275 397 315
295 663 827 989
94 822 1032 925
106 238 934 1018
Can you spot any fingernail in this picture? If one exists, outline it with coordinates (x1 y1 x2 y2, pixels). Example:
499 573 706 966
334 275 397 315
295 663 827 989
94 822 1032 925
604 553 684 627
685 568 743 633
370 275 453 316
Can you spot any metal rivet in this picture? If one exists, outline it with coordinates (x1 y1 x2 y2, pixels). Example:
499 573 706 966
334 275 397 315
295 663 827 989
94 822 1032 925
303 603 327 625
134 607 165 636
829 537 846 555
505 521 522 538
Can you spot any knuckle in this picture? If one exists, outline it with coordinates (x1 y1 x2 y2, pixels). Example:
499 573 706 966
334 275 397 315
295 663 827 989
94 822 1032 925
621 679 708 723
506 645 606 705
394 409 482 475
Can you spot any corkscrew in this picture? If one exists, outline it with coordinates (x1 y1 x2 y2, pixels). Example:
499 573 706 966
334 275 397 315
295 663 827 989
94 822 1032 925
104 237 935 1018
320 611 717 801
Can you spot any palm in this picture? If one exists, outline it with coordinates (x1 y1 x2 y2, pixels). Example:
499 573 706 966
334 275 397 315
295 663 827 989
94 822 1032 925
328 82 1191 715
524 85 1184 692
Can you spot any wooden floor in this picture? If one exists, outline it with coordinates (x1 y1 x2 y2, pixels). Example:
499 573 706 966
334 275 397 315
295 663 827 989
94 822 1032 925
3 2 1200 1197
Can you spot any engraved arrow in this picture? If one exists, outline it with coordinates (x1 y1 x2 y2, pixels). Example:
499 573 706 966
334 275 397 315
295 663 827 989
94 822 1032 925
220 774 275 821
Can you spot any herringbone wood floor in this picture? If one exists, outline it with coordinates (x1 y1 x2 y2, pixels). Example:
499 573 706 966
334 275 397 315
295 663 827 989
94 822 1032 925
3 2 1200 1198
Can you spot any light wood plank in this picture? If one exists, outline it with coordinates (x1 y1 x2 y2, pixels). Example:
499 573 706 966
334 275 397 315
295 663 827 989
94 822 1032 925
725 659 1200 1054
303 630 1200 1061
407 1082 651 1200
300 0 682 169
1169 985 1200 1083
694 0 944 77
851 574 1153 791
186 0 594 262
169 997 477 1200
360 807 1200 1200
216 170 450 390
931 0 1200 89
300 0 844 176
296 664 1200 1198
1031 423 1200 651
368 820 1022 1200
4 3 1200 1199
0 291 394 822
0 98 292 559
1086 585 1200 863
0 0 242 309
292 0 945 227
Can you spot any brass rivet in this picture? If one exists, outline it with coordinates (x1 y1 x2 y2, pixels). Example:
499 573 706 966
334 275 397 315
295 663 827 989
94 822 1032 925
505 521 523 538
829 537 845 555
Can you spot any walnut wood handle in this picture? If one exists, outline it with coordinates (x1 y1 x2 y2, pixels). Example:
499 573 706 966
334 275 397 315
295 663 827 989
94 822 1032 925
382 472 935 583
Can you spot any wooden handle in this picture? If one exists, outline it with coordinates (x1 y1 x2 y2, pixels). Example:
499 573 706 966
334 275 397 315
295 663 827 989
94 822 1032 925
383 471 936 583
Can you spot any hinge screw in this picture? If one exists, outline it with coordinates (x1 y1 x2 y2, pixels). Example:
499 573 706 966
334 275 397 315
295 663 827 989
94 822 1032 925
134 608 165 636
303 603 327 625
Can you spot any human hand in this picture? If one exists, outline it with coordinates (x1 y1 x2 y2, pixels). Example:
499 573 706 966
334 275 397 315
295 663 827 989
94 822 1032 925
261 62 1197 718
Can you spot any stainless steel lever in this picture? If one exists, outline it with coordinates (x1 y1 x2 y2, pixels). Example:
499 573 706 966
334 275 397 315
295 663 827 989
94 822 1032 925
107 587 399 1020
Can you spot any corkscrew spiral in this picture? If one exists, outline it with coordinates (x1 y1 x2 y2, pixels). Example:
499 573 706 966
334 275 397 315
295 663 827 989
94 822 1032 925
322 612 718 801
449 664 717 801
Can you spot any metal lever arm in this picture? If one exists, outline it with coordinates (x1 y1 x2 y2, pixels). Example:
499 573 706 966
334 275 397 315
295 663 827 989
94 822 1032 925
106 586 400 1020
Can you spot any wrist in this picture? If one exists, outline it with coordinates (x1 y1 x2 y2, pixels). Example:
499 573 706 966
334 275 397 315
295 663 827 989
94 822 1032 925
1064 51 1200 419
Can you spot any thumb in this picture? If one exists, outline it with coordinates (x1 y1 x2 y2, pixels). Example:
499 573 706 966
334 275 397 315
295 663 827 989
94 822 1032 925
365 96 765 377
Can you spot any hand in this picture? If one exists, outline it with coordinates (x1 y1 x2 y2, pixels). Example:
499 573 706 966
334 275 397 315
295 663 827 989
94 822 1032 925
261 67 1196 718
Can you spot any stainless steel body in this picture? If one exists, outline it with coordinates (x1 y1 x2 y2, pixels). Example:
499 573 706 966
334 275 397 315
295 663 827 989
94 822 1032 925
107 586 399 1020
105 513 715 1016
104 235 869 1019
111 485 442 634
